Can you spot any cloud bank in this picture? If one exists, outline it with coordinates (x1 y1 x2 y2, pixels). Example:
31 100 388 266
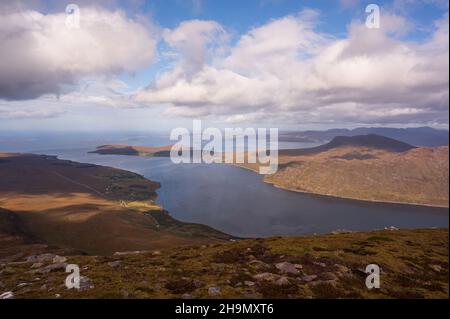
136 10 449 126
0 6 157 100
0 3 448 128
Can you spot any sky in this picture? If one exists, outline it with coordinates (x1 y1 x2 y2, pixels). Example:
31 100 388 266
0 0 448 132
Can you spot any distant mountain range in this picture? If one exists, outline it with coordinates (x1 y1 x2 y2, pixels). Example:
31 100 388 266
280 127 449 147
280 134 416 156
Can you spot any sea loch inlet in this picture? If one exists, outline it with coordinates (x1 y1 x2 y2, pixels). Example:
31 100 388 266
169 120 279 174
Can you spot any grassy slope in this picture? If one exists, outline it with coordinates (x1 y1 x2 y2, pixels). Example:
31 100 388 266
264 146 449 207
1 229 447 299
0 153 231 256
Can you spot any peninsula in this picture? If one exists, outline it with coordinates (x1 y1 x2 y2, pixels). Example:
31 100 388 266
90 135 449 207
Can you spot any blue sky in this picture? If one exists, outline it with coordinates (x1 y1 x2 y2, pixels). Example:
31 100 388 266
121 0 448 91
0 0 448 131
140 0 444 32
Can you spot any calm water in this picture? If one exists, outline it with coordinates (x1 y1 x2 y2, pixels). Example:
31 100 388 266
1 132 448 238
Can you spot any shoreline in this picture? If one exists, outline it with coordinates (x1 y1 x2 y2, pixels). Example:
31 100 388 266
266 181 450 209
90 150 450 209
231 163 449 209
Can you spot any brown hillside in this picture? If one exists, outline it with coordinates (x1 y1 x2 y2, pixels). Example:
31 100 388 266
265 145 449 207
0 153 231 256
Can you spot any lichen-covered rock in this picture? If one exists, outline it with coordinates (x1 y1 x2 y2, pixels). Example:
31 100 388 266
26 254 57 263
207 287 221 296
252 273 278 282
0 291 14 299
79 276 94 291
107 260 121 268
52 256 67 263
33 262 67 274
275 276 290 286
275 262 300 274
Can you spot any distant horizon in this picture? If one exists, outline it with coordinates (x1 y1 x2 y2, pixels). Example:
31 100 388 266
0 125 449 134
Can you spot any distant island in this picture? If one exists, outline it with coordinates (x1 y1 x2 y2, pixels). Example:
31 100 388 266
90 134 449 208
90 144 172 157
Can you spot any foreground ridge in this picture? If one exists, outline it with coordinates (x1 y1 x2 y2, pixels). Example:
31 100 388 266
0 228 447 299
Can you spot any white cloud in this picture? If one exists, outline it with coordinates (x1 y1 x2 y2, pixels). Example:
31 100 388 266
0 76 143 121
0 98 65 119
136 9 449 126
162 20 227 73
0 6 157 100
1 4 448 128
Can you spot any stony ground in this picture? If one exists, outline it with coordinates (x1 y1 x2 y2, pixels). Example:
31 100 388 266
0 228 448 299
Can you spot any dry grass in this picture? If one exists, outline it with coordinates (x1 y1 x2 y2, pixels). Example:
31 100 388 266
0 153 231 256
0 228 447 299
240 146 449 207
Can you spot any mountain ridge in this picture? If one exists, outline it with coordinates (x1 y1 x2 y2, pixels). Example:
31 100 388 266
280 126 449 147
280 134 416 156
